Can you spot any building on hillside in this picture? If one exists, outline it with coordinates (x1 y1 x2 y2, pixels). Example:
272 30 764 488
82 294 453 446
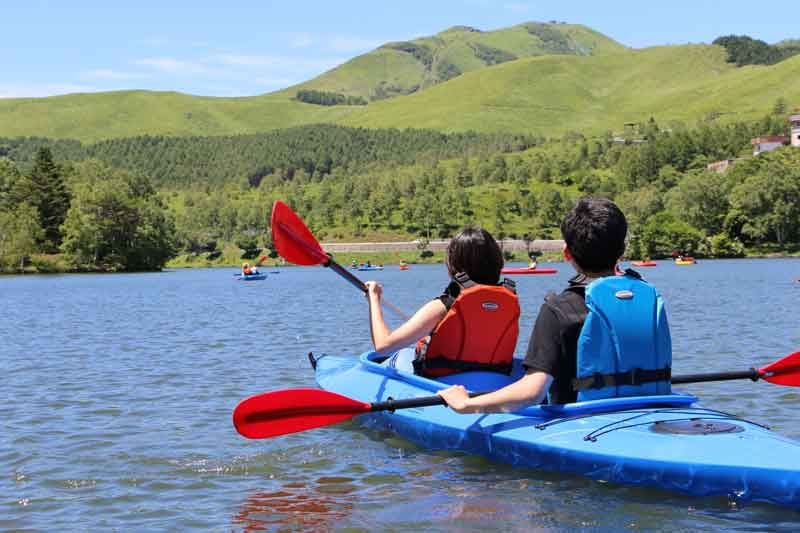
612 122 648 144
706 159 741 173
751 135 788 156
790 114 800 147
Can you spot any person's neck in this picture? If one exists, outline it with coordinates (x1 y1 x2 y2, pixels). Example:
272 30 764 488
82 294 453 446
579 269 616 280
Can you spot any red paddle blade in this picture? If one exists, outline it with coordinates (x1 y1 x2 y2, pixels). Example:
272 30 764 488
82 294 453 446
233 388 371 439
270 200 329 266
759 350 800 386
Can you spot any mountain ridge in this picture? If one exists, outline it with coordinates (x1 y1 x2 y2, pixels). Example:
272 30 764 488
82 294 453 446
1 23 799 142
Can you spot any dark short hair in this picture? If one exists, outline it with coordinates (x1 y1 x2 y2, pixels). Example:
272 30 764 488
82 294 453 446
561 197 627 272
446 227 503 285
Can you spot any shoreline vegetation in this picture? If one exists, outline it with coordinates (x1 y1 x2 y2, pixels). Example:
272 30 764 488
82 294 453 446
3 246 798 275
3 110 800 276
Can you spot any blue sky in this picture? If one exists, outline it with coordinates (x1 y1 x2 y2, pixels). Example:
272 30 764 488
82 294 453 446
2 0 798 98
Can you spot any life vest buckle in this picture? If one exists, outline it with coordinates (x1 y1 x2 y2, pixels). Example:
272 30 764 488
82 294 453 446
591 372 607 389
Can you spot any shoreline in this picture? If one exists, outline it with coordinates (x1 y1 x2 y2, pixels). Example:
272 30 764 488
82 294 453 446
4 249 799 275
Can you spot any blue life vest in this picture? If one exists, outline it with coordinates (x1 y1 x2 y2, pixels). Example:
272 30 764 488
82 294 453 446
573 273 672 401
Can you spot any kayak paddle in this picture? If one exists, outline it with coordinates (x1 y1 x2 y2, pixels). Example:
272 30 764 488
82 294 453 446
233 387 483 439
270 200 408 319
234 350 800 439
671 350 800 386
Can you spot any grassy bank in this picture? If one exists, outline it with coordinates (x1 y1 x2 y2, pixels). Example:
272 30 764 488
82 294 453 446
10 247 797 276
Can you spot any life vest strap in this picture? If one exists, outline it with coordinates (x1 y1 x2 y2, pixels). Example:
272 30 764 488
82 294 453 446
453 272 476 289
501 277 516 293
414 356 513 375
572 366 671 392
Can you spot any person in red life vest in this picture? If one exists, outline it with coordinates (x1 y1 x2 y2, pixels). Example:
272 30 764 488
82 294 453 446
438 197 670 412
365 227 520 376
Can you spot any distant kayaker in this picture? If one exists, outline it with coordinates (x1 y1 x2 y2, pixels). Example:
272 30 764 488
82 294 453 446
242 262 253 276
365 227 519 376
439 197 672 412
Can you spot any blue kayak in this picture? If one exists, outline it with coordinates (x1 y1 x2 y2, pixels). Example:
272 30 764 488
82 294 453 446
235 273 267 281
357 266 383 271
313 351 800 509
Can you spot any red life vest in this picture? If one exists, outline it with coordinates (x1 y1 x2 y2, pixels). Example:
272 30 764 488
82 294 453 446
414 274 520 377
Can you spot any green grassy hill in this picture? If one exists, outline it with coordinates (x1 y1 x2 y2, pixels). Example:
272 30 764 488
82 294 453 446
2 33 800 142
280 22 625 99
340 45 800 134
0 91 351 143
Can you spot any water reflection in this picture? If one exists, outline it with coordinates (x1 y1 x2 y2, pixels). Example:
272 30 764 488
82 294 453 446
233 483 353 532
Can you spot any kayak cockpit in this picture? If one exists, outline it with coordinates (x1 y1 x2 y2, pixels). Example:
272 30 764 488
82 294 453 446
358 351 697 419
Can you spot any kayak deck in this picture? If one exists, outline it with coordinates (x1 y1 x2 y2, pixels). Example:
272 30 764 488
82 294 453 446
313 352 800 509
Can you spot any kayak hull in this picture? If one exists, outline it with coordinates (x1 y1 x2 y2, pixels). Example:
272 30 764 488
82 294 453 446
357 266 384 271
313 352 800 509
675 260 696 266
501 267 558 275
632 261 657 267
236 274 267 281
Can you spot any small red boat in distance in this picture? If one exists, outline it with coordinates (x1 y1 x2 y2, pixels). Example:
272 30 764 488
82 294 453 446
501 267 558 275
631 261 657 267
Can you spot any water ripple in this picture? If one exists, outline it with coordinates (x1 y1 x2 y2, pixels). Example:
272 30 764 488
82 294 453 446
2 261 800 530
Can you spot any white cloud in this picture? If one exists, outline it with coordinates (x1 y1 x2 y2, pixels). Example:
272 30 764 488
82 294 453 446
134 57 216 75
0 83 99 98
84 69 147 81
505 2 531 13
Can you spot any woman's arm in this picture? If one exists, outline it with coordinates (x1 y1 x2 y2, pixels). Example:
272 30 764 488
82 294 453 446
366 281 447 354
437 370 552 414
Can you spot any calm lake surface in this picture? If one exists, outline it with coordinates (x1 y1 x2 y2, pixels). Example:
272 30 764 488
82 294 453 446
3 259 800 531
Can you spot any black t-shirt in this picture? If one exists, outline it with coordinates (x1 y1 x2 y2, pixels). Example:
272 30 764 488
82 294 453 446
522 286 587 404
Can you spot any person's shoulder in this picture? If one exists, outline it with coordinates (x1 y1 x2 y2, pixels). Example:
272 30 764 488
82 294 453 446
545 285 585 305
541 284 587 325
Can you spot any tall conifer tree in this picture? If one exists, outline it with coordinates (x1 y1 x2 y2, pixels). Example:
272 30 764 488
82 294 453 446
16 147 70 251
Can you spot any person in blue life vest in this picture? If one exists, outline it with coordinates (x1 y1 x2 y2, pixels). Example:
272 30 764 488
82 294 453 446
439 197 672 412
365 227 520 377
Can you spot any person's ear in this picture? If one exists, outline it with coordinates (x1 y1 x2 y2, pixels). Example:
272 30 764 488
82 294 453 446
563 245 573 262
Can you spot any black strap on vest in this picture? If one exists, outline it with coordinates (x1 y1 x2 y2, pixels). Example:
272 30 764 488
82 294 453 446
442 273 516 310
454 272 516 294
501 277 516 293
572 367 672 391
453 272 476 289
416 357 513 375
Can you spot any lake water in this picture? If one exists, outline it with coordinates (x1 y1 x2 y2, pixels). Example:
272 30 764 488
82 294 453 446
3 259 800 530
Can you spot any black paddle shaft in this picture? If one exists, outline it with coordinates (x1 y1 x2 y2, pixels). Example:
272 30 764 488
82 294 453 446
371 392 488 412
671 368 760 384
325 257 367 292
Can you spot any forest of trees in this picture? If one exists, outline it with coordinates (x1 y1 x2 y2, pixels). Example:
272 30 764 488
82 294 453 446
1 108 798 273
713 35 800 66
0 148 175 272
0 125 536 188
295 90 368 106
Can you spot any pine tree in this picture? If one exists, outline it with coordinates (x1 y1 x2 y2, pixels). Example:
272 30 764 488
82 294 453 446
13 147 70 251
